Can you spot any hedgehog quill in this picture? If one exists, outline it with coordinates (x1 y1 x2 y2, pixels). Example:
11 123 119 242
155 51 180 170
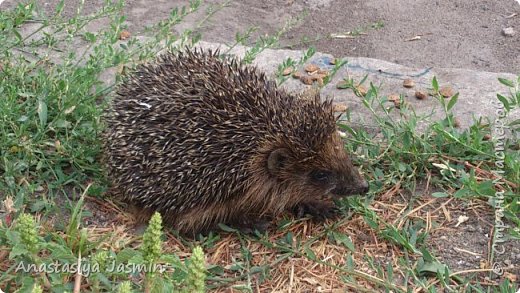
103 49 368 235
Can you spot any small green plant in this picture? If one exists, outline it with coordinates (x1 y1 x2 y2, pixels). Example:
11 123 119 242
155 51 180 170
274 47 316 84
117 281 133 293
184 246 206 293
141 212 163 268
141 212 162 291
31 284 44 293
15 213 39 255
240 13 305 64
496 76 520 111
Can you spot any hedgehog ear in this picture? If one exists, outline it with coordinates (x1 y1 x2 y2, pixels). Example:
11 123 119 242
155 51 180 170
267 148 289 176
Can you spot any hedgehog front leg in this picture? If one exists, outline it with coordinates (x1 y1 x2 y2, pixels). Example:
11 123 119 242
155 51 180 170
291 200 340 221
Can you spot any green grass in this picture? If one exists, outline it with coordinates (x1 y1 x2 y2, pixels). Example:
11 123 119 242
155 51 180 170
1 1 519 292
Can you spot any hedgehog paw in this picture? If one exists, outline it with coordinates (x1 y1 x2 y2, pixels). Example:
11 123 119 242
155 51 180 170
231 218 271 234
292 201 339 221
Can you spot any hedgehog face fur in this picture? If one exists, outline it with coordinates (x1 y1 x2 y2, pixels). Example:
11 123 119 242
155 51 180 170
265 133 368 199
103 49 368 235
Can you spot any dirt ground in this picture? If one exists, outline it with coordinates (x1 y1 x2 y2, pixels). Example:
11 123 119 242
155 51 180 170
4 0 518 73
181 0 520 74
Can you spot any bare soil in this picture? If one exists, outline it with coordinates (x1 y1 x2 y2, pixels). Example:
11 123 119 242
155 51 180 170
149 0 519 73
3 0 518 73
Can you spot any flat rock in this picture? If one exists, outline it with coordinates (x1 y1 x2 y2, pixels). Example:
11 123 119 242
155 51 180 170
195 41 519 134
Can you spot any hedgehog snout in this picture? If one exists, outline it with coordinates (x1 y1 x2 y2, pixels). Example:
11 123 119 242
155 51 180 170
330 176 369 197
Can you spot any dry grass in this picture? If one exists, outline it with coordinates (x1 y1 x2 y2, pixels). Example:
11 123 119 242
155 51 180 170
75 177 517 292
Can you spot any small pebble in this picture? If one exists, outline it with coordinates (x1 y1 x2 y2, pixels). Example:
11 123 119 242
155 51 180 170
415 90 427 100
403 78 415 88
333 103 348 112
388 94 400 102
502 27 515 37
304 64 320 73
119 30 131 40
311 73 329 81
315 69 329 76
300 76 314 85
453 117 461 128
282 67 293 76
336 81 348 89
292 71 303 79
388 94 401 108
356 85 368 96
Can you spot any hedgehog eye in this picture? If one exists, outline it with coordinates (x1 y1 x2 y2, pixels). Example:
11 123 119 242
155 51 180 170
310 170 333 183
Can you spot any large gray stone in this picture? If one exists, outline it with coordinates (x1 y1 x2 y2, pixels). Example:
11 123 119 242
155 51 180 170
196 41 519 134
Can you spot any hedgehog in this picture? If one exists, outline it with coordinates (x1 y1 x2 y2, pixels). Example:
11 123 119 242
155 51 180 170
103 49 369 235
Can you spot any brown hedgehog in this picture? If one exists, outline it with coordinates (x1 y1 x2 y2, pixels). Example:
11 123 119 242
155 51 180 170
103 49 368 235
